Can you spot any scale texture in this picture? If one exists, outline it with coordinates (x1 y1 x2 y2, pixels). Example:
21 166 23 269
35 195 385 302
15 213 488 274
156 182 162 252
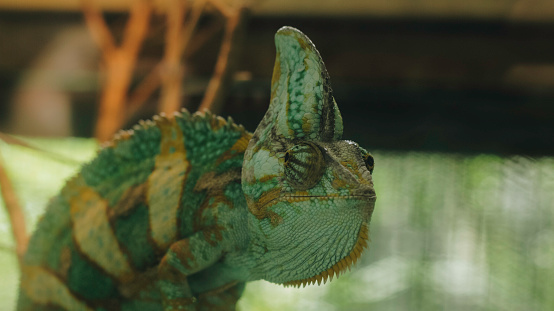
17 26 377 311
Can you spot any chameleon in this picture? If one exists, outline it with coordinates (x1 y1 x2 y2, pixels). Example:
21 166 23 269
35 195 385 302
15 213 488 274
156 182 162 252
16 26 376 311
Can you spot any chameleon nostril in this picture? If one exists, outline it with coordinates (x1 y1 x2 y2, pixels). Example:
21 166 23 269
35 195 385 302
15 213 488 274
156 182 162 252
353 186 376 198
361 171 372 180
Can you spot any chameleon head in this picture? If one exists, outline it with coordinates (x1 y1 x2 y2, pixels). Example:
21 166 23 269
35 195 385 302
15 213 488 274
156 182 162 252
242 26 376 286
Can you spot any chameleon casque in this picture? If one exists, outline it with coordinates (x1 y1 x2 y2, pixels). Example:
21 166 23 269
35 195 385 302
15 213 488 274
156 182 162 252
17 26 376 311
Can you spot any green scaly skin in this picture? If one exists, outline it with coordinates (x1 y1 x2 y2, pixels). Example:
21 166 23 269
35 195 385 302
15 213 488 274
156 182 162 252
17 26 376 311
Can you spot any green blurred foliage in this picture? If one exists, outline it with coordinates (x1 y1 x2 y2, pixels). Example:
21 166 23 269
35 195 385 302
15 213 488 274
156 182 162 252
1 139 553 311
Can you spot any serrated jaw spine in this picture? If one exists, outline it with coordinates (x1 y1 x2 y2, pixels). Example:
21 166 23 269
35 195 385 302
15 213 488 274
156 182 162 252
282 223 369 288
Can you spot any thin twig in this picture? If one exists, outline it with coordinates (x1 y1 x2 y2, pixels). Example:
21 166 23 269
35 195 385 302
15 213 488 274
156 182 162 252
0 133 82 166
184 17 223 58
0 149 27 267
198 5 244 112
84 0 153 142
122 0 153 54
159 0 213 114
180 0 208 53
0 244 16 254
208 0 235 18
82 0 116 57
127 64 162 118
159 0 187 114
127 0 210 119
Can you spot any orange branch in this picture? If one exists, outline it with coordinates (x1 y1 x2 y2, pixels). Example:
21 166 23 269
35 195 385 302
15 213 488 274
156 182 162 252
209 0 234 18
82 0 116 57
0 133 80 165
127 64 162 118
0 149 27 266
159 0 187 114
122 0 153 54
127 0 210 119
184 17 222 58
198 6 244 113
180 0 207 53
159 0 211 114
85 0 153 142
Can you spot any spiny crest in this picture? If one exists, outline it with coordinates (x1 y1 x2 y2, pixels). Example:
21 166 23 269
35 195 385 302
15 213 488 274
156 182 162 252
282 223 370 288
85 108 248 187
104 108 247 149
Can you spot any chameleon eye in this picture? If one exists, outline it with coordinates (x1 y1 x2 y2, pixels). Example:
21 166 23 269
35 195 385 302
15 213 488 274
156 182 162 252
363 153 375 174
284 142 325 190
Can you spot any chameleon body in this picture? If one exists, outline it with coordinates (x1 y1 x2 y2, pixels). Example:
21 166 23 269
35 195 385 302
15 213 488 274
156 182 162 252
17 26 376 311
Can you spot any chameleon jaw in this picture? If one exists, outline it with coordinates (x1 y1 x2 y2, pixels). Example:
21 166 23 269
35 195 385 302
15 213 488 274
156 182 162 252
282 222 369 288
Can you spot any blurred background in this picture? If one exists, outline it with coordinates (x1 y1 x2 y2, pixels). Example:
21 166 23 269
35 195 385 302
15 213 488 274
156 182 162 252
1 0 553 310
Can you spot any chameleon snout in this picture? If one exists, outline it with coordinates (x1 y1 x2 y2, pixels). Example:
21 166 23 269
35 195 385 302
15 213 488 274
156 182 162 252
351 185 376 199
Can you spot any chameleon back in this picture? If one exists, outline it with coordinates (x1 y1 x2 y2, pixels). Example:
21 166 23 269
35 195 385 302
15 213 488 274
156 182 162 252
18 112 252 310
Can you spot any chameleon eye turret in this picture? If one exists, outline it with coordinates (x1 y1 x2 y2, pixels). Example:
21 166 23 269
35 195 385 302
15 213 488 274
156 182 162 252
363 152 375 174
283 142 325 191
17 26 376 311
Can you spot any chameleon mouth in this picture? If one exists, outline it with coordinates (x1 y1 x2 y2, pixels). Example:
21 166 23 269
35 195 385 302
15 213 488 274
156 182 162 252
282 222 369 288
249 192 376 226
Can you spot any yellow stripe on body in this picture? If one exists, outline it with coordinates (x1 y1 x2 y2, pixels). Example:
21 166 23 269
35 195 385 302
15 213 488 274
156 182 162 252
147 116 189 250
70 176 134 282
230 131 253 152
215 131 253 166
21 265 93 311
